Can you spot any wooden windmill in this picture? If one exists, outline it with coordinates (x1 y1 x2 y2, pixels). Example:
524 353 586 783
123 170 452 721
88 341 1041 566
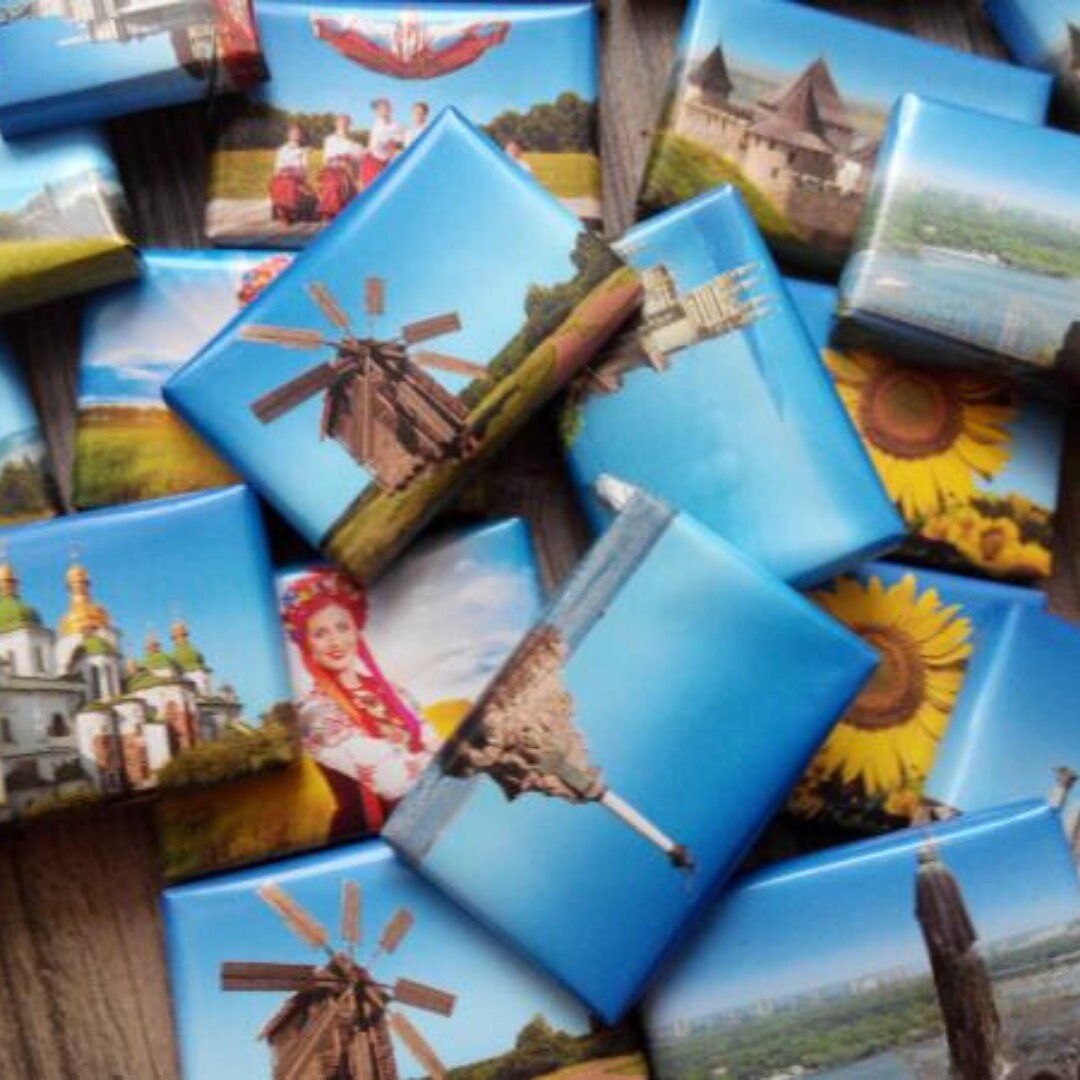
222 881 457 1080
245 277 488 492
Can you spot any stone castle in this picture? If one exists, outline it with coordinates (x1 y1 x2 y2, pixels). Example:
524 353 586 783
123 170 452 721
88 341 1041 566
0 557 243 819
669 48 876 258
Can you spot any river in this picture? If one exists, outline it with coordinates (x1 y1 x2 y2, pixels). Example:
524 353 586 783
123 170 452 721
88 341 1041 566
843 248 1080 365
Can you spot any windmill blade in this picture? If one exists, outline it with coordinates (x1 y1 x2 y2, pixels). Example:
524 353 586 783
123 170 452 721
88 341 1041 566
221 961 319 993
241 325 329 350
379 908 415 955
392 978 456 1017
251 362 340 424
308 282 355 334
258 884 331 952
279 996 345 1080
366 276 387 318
412 350 488 379
401 312 462 345
342 881 362 951
389 1010 448 1080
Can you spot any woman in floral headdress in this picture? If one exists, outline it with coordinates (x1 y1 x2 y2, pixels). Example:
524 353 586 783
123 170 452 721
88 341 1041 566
281 567 438 836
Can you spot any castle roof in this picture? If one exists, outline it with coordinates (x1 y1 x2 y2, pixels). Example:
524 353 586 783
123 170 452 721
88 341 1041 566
689 45 732 104
0 562 43 633
765 58 852 129
751 71 833 152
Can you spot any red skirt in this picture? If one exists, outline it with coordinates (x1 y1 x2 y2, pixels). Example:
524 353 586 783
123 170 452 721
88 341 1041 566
317 161 357 220
359 153 390 189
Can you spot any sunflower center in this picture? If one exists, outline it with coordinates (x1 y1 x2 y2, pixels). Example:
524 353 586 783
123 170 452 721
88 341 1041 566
860 369 963 460
845 625 926 731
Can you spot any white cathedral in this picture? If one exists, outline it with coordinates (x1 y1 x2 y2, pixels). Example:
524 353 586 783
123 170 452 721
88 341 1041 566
0 557 243 819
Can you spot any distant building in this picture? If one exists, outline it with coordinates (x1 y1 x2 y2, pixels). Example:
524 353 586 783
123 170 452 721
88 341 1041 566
671 49 876 256
14 168 126 241
638 261 769 366
0 556 243 818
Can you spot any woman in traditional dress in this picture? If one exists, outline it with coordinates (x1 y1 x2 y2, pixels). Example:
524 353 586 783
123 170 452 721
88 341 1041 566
269 123 316 223
404 100 430 147
318 114 364 220
359 97 405 188
281 568 439 837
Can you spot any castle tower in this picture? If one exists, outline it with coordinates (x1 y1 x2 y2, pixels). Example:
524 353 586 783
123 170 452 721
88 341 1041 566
0 558 55 678
914 842 1008 1079
688 46 733 108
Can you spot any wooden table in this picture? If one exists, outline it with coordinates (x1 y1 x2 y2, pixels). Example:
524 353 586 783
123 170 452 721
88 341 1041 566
2 2 1079 1078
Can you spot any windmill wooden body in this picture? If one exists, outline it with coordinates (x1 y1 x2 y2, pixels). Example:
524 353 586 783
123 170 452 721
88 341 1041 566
245 277 487 492
222 881 456 1080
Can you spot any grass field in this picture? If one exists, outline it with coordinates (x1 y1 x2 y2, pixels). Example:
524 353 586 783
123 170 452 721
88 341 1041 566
73 404 238 509
208 148 601 201
0 238 136 314
157 698 474 881
638 132 801 244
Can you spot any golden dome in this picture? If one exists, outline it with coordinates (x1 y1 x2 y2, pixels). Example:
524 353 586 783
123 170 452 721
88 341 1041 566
58 560 112 637
0 561 16 598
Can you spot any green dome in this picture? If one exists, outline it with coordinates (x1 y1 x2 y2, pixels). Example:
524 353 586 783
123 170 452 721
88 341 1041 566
0 595 42 633
171 640 206 673
126 667 168 693
83 633 116 657
142 648 180 677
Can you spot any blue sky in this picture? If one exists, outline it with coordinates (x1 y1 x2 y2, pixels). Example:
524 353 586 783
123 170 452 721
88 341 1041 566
0 124 117 211
986 0 1075 67
81 251 286 405
0 487 289 716
387 513 876 1019
787 276 1066 508
644 801 1080 1029
252 0 595 122
928 607 1080 812
0 333 45 448
278 518 543 706
886 96 1080 218
165 839 599 1080
682 0 1048 131
569 187 899 587
0 7 204 123
168 109 588 544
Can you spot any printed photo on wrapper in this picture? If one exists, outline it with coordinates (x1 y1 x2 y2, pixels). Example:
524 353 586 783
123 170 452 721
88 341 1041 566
155 520 544 881
925 603 1080 827
0 127 134 313
0 0 265 134
636 0 1050 273
787 562 1046 834
839 95 1080 391
788 276 1066 584
166 111 639 580
164 839 649 1080
0 487 293 825
74 250 292 509
562 187 900 587
205 0 601 246
0 331 59 524
643 802 1080 1080
385 484 876 1020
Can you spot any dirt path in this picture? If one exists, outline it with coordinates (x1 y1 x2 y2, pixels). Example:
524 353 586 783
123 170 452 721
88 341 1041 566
539 1053 649 1080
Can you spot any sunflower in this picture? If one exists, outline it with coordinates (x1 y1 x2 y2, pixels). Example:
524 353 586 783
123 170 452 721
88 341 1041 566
824 348 1016 521
806 574 973 799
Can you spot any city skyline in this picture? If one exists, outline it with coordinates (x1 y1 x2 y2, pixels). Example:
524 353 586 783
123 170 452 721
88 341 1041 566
644 801 1080 1030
